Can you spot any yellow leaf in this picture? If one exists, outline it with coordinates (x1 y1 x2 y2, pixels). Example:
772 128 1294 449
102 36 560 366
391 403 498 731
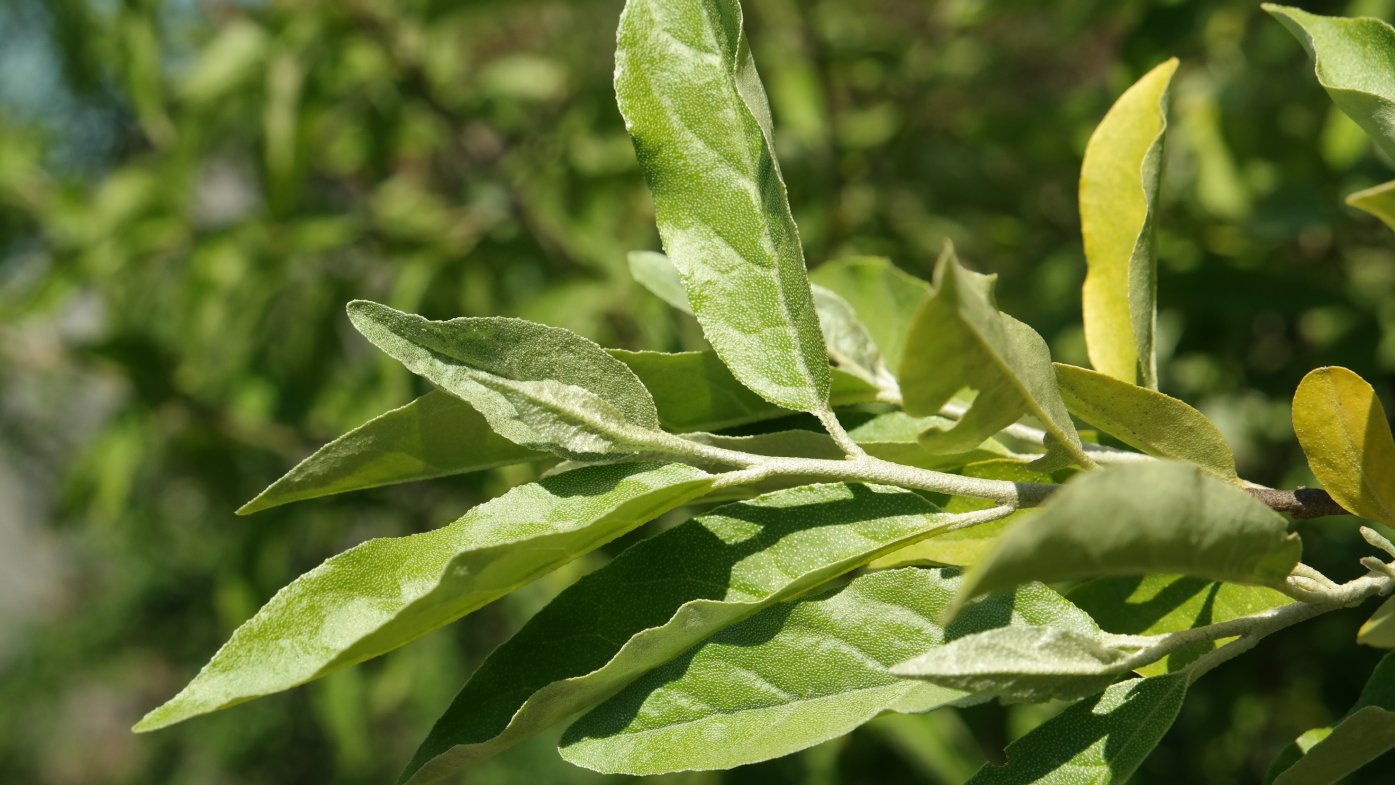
1080 58 1178 389
1359 596 1395 648
1292 366 1395 524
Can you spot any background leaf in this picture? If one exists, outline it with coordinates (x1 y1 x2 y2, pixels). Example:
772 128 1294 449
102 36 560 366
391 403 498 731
1079 58 1177 389
956 461 1302 607
1292 366 1395 524
1054 363 1237 481
1359 596 1395 648
134 462 712 732
615 0 830 412
559 567 1094 775
1346 180 1395 233
238 391 545 514
348 302 662 460
399 483 973 784
1267 652 1395 785
810 256 932 376
967 675 1188 785
628 250 692 313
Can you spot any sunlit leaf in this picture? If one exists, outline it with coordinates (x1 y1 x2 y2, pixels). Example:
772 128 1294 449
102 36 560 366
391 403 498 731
628 250 691 312
133 462 714 732
812 284 894 389
1079 59 1177 388
1346 180 1395 233
560 567 1094 774
811 256 932 376
615 0 830 412
1359 596 1395 648
1292 366 1395 524
1054 363 1237 481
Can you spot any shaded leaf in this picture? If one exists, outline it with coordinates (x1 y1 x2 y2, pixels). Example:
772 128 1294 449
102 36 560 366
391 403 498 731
615 0 830 412
1070 575 1291 675
967 675 1188 785
559 567 1094 774
1267 652 1395 785
238 391 545 515
812 284 894 390
956 461 1302 609
1054 363 1237 481
1292 366 1395 524
1359 595 1395 648
899 246 1090 468
810 256 932 376
133 462 713 732
348 302 661 460
1079 59 1177 388
628 250 691 312
399 483 983 784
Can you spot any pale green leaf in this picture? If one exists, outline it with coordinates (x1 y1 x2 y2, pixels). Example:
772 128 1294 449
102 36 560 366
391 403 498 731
893 625 1135 704
237 391 545 515
810 256 933 376
558 567 1095 774
1359 596 1395 648
956 461 1302 609
628 250 692 312
1070 575 1291 675
612 349 879 433
399 483 983 784
1054 363 1237 481
1080 59 1177 389
1267 652 1395 785
133 462 713 732
812 284 895 390
348 301 662 461
899 246 1091 468
1265 5 1395 160
615 0 830 412
1346 180 1395 233
1292 366 1395 524
967 675 1188 785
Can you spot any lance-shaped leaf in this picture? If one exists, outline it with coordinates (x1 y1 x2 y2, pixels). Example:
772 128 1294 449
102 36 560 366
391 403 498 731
899 247 1091 468
1359 596 1395 648
1347 180 1395 233
1070 574 1291 675
558 567 1095 775
893 625 1138 704
954 461 1302 609
348 301 662 461
811 256 933 376
1079 58 1177 389
615 0 830 413
613 350 879 434
133 462 713 732
967 675 1188 785
398 483 990 785
1292 366 1395 524
238 391 546 515
628 250 691 312
1266 652 1395 785
1265 5 1395 160
1054 363 1238 481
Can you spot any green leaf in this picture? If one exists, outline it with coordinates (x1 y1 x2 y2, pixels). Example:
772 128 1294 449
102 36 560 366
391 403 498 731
893 625 1135 704
612 349 879 434
628 250 692 312
237 391 545 515
899 246 1091 468
1359 596 1395 648
398 483 980 784
870 459 1048 569
955 461 1302 609
133 462 713 732
615 0 830 413
1346 180 1395 233
1053 363 1237 481
1079 58 1177 389
810 256 933 376
1070 575 1291 675
558 567 1095 775
1267 652 1395 785
1292 366 1395 525
1265 5 1395 160
812 284 895 390
848 412 1014 471
967 675 1188 785
347 301 662 461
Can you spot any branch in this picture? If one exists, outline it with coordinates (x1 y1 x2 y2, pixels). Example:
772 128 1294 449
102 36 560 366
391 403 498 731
1245 487 1350 519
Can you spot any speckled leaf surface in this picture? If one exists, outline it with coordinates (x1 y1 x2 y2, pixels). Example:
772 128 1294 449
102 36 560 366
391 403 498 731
615 0 830 412
348 301 662 460
559 568 1095 774
399 483 975 784
134 462 713 732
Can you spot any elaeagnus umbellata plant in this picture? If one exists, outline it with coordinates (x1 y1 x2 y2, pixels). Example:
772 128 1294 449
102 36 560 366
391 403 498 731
134 3 1395 783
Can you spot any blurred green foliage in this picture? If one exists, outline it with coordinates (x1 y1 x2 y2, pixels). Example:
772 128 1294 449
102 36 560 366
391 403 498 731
3 0 1395 782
